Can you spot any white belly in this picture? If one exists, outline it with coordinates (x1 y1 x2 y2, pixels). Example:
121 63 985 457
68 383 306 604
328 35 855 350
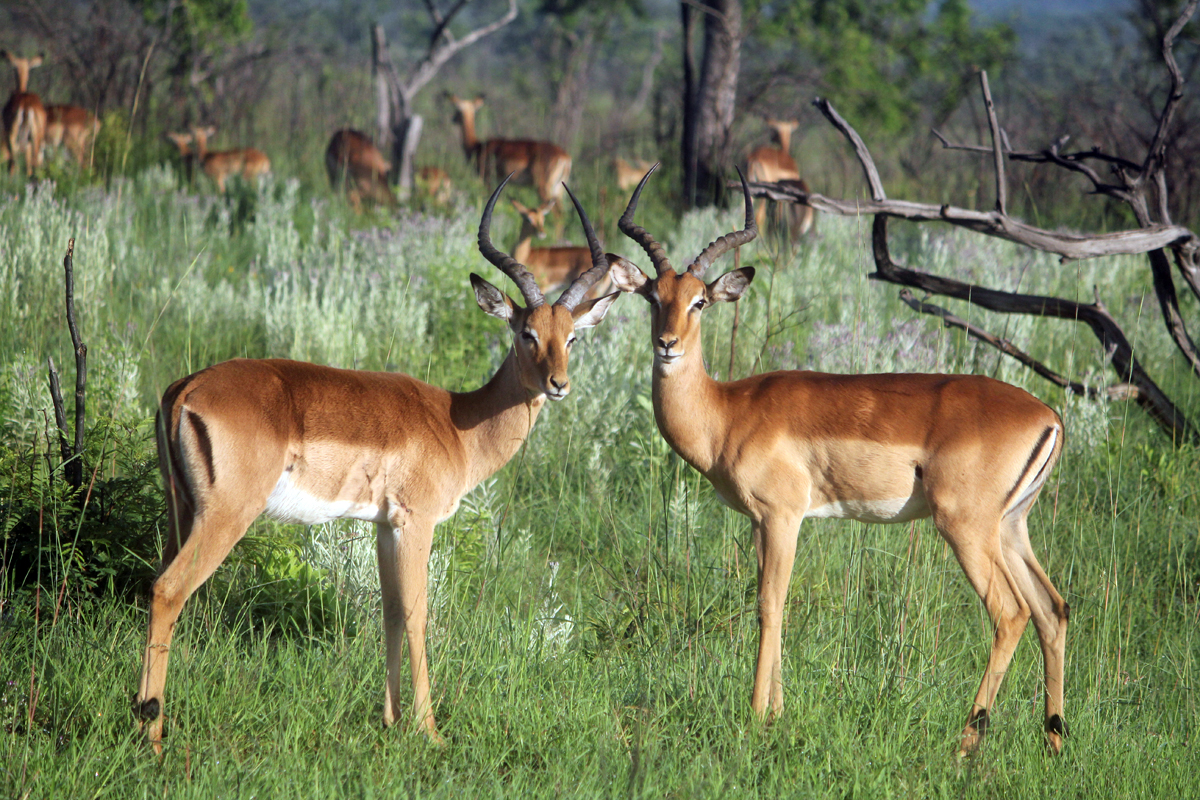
264 471 384 525
806 494 930 524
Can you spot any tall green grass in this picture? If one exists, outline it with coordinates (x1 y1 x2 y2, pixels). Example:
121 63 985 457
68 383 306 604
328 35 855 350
1 170 1197 797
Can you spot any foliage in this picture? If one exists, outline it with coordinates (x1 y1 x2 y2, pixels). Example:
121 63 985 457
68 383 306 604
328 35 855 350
749 0 1016 137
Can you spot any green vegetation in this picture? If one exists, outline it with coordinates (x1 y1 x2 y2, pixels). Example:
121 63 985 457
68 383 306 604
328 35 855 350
0 165 1196 796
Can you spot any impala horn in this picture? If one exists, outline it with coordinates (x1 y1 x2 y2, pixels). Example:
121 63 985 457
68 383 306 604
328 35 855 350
478 174 546 308
617 162 674 276
554 183 611 310
687 166 757 277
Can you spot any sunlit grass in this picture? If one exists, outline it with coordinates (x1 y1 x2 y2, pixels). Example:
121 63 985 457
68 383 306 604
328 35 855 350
1 170 1197 798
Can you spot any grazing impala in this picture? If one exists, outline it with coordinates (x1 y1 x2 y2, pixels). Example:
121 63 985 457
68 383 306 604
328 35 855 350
44 104 101 167
510 198 612 298
186 125 271 193
745 118 814 239
135 177 617 752
1 51 46 177
609 165 1069 755
447 93 571 205
325 128 397 210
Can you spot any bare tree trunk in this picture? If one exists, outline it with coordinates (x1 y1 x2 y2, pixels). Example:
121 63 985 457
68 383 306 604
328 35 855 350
683 0 743 208
681 1 698 207
551 27 596 148
370 1 517 199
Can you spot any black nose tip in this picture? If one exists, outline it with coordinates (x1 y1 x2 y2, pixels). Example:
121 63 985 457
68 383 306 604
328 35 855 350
550 376 566 390
658 337 677 350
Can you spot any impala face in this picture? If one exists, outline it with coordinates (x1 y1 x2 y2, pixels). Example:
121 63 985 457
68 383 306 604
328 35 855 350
610 259 754 371
471 273 614 402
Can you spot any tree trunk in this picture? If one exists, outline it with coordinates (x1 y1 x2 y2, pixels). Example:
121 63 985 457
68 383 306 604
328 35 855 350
682 0 743 208
680 1 698 207
551 27 596 148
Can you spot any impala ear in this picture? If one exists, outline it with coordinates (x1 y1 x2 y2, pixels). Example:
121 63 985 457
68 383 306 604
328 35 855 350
708 267 755 303
608 255 649 294
471 273 515 321
571 291 619 330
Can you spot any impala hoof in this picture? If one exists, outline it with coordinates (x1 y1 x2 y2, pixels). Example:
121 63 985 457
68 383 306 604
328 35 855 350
1045 714 1067 754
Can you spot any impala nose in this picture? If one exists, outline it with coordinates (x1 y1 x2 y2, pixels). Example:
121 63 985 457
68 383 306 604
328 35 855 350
657 336 678 351
548 376 569 397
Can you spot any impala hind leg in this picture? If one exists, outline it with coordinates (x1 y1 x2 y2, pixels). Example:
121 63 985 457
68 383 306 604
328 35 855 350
940 520 1031 755
377 512 442 743
1003 512 1069 753
136 502 263 751
750 515 801 720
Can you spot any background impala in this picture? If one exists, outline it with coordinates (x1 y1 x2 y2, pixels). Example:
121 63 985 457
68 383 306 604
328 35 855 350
609 166 1069 755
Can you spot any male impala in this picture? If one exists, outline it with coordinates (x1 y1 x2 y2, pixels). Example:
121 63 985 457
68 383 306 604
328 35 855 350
745 118 814 238
610 165 1069 755
511 198 612 298
44 104 101 167
447 93 571 205
325 128 398 210
185 125 271 193
1 51 46 177
135 178 617 751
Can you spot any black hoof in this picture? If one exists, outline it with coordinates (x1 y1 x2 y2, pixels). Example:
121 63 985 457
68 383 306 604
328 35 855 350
136 697 161 721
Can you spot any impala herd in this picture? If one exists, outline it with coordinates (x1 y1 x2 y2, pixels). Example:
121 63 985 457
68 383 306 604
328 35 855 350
0 49 1067 759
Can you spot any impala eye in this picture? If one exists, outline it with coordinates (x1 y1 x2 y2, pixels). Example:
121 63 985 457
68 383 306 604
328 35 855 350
566 335 577 348
521 330 537 344
691 297 706 311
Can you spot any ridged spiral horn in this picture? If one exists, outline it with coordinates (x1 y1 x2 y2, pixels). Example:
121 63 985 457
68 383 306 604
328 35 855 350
477 173 545 307
554 183 611 310
616 162 673 276
687 166 757 277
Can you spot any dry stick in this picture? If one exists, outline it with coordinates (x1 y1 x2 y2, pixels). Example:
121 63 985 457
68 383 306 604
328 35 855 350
978 70 1007 215
46 358 71 479
898 288 1137 401
63 240 86 492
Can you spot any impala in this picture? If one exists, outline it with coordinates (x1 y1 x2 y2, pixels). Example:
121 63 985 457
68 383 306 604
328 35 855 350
186 125 271 193
417 165 453 205
745 118 814 239
511 198 612 298
325 128 398 210
614 157 654 192
2 51 45 177
44 104 101 167
447 93 571 206
135 178 617 751
609 165 1069 755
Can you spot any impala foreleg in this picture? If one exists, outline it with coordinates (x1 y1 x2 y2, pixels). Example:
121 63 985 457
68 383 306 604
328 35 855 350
751 515 801 720
377 511 442 744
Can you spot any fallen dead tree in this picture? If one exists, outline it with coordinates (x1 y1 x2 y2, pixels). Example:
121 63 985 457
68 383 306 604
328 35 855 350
744 1 1200 445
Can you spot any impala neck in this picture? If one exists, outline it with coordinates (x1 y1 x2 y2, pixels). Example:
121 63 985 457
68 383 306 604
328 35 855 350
651 344 723 474
774 128 792 153
513 223 537 264
451 347 545 487
457 109 480 157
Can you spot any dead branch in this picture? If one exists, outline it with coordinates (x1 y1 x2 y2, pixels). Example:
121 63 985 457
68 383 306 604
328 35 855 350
45 239 87 490
744 179 1192 259
978 71 1008 215
871 218 1194 442
897 289 1138 402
